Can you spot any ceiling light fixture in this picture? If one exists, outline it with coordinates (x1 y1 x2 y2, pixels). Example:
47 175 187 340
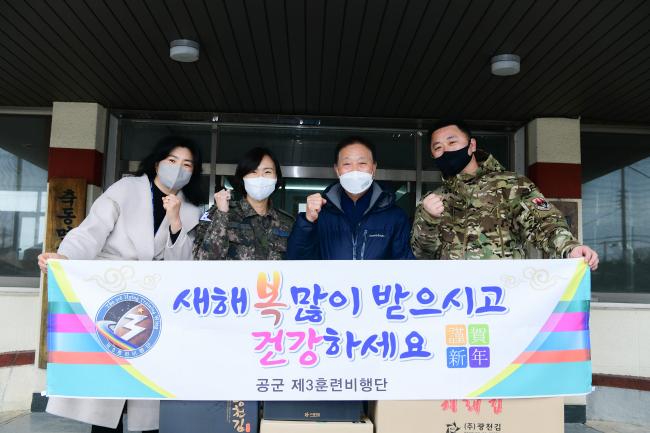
170 39 200 62
491 54 520 76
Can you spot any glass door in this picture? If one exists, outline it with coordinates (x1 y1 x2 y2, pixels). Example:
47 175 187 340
112 116 515 221
216 124 418 218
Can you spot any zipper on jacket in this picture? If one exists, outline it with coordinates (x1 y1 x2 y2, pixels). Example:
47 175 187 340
360 229 368 260
351 222 362 260
462 184 478 258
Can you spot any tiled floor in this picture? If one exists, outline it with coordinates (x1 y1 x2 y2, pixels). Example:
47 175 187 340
1 412 649 433
0 412 88 433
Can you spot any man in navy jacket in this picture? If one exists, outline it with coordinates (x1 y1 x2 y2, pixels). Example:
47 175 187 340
287 136 414 260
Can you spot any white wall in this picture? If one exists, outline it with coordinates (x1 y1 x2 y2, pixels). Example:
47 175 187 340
49 102 107 152
0 289 39 353
590 303 650 377
589 304 650 425
526 117 581 165
0 288 45 411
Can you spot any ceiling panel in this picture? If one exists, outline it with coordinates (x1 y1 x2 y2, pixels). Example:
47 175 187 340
0 0 648 125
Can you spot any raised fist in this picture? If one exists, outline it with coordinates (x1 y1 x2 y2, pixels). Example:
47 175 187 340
422 193 445 218
214 189 231 213
305 193 327 223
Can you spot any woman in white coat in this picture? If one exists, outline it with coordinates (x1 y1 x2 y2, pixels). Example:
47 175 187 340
38 136 204 433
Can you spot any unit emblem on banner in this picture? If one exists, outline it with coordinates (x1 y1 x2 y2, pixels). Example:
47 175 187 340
95 292 162 358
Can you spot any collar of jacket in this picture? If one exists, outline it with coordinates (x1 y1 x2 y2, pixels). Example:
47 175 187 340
443 151 505 188
128 174 197 260
237 197 277 220
323 182 394 216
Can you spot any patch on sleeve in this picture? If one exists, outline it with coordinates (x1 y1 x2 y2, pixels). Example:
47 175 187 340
272 228 290 237
531 197 551 211
200 211 212 222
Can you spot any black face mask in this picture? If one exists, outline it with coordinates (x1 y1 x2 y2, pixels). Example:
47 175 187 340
434 144 473 178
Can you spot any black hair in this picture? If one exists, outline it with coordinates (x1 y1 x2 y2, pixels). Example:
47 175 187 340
232 147 283 197
430 119 473 141
334 136 377 164
135 136 204 206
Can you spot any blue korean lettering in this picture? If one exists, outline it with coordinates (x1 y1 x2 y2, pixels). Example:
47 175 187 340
475 286 508 315
372 284 411 320
323 327 341 356
345 331 362 360
291 284 329 305
173 286 248 317
231 287 249 315
172 289 191 312
194 287 210 316
328 291 348 308
409 287 443 316
372 284 390 306
292 284 328 324
294 306 324 324
442 287 475 316
399 331 433 360
328 287 362 316
210 287 228 315
360 331 398 359
350 287 361 316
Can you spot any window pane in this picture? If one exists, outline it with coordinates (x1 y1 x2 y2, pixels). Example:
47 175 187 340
219 126 416 169
120 121 212 164
0 114 51 278
582 132 650 293
421 181 444 196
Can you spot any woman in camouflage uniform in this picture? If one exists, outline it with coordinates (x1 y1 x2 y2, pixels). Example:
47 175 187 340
192 147 294 260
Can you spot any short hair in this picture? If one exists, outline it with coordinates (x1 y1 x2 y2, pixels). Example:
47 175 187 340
430 119 473 141
135 136 204 206
334 136 377 164
232 147 283 197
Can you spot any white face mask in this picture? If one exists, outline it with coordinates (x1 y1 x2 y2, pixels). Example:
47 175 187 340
157 162 192 191
339 171 373 194
244 177 277 201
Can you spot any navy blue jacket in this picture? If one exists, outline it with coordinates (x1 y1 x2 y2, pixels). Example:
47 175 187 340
287 182 414 260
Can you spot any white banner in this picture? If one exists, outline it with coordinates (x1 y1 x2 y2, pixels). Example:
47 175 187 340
47 259 591 400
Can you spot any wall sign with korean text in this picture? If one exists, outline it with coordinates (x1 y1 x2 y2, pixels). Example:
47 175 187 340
44 178 87 253
46 259 591 400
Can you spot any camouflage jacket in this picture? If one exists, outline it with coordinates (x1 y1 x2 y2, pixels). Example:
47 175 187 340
410 153 580 260
192 199 294 260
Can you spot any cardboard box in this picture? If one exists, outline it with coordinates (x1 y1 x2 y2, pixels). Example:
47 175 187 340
260 417 373 433
160 400 259 433
263 400 364 422
370 398 563 433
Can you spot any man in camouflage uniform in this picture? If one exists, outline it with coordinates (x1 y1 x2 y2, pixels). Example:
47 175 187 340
411 120 599 270
192 193 294 260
